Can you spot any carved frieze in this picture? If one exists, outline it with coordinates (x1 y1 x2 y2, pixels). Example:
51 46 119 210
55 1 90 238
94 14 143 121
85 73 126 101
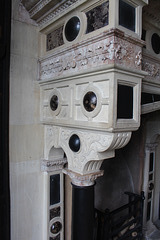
39 31 142 81
142 54 160 84
143 62 160 78
40 40 113 80
114 36 142 69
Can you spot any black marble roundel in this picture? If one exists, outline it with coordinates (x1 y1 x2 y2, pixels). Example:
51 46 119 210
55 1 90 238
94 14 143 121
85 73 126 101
65 16 80 42
151 33 160 54
50 221 62 234
50 95 58 111
69 134 80 152
83 91 97 112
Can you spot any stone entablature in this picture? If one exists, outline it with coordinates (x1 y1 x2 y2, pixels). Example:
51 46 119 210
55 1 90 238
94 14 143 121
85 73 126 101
39 29 144 81
21 0 148 28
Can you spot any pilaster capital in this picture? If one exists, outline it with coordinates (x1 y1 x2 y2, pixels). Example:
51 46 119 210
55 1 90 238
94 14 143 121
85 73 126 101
63 169 104 186
145 143 158 152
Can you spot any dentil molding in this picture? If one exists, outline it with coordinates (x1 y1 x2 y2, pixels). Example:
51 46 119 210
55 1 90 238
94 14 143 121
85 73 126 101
21 0 86 26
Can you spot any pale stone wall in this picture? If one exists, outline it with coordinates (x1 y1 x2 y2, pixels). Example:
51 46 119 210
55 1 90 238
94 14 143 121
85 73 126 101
10 1 45 240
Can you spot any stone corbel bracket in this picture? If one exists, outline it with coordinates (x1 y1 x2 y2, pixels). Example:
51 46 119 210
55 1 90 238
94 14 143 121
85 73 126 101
44 125 131 175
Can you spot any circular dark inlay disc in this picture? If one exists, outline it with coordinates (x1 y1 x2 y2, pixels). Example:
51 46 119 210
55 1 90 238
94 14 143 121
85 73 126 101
69 134 81 152
65 16 80 42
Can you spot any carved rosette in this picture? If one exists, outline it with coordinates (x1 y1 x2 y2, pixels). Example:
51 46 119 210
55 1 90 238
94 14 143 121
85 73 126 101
44 125 131 175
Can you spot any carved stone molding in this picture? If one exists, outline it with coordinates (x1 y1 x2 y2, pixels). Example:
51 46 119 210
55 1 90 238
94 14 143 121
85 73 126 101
44 125 131 175
41 158 67 172
143 62 160 78
21 0 86 26
143 3 160 26
142 55 160 84
63 169 104 186
39 30 143 81
145 143 158 152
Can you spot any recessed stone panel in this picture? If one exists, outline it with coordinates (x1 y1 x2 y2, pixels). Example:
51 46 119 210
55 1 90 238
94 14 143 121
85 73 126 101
47 26 64 51
86 1 109 34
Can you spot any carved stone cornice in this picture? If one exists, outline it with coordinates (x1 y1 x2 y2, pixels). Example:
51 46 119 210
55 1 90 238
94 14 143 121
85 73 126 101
143 3 160 26
21 0 86 27
44 125 131 175
39 29 143 81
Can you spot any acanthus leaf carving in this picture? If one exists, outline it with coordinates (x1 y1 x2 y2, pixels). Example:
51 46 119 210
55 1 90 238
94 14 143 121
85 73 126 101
63 168 104 186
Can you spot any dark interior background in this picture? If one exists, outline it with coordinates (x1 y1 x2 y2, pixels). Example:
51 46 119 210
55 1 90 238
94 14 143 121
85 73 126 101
0 0 11 239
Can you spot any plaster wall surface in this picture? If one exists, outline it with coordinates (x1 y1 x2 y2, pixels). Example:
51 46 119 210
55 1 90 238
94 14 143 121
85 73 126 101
10 1 45 239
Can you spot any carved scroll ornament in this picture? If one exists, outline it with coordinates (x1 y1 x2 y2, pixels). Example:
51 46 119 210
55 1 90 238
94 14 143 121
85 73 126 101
44 126 131 175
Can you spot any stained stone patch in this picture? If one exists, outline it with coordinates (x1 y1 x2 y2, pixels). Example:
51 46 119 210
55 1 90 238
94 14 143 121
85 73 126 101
86 1 109 34
47 26 64 51
50 206 60 220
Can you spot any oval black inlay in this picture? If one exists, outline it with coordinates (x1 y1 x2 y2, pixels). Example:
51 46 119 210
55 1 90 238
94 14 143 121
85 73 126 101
149 183 154 191
69 134 80 152
83 91 97 112
151 33 160 54
50 95 58 111
65 16 80 42
50 221 62 234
